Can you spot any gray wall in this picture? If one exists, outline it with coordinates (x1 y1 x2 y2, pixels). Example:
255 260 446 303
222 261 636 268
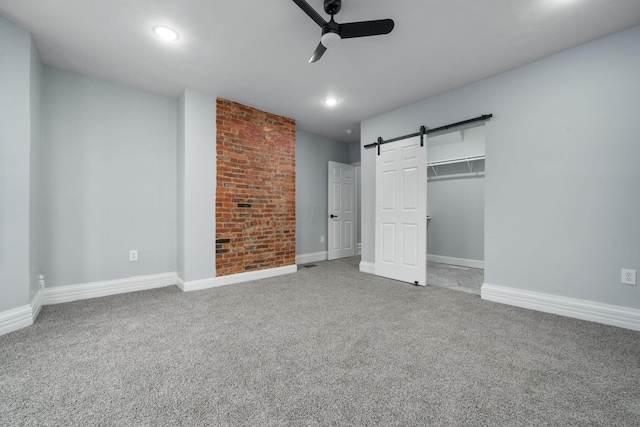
29 38 44 300
427 161 485 262
349 141 361 164
362 25 640 309
296 130 350 256
42 67 177 287
177 92 186 280
177 88 216 282
350 142 362 246
0 16 33 311
355 165 361 246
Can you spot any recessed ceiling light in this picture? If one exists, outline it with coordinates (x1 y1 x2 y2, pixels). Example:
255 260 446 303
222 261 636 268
324 97 339 106
153 25 179 41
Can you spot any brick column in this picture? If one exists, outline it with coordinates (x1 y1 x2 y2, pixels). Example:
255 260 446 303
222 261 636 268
215 98 296 276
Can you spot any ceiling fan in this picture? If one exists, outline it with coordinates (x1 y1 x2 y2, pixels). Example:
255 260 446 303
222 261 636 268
292 0 395 63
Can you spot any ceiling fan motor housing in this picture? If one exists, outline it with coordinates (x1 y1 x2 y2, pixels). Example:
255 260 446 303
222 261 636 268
324 0 341 15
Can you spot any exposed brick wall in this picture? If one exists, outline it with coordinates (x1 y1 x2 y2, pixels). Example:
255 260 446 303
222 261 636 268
216 98 296 276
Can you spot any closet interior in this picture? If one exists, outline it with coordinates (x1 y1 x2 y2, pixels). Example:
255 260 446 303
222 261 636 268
426 124 486 294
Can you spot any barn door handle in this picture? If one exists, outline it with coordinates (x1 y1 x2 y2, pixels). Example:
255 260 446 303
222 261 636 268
330 214 338 218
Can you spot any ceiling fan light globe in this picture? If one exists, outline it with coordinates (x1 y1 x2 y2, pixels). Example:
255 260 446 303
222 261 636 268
321 32 341 49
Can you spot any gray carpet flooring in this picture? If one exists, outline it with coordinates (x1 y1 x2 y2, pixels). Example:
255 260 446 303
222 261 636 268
2 256 639 426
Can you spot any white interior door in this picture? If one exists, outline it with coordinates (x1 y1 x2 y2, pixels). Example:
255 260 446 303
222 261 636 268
375 136 427 285
328 161 355 260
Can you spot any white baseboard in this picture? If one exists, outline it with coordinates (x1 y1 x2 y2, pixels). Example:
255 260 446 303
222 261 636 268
359 261 375 274
0 285 46 337
0 304 33 336
43 272 177 305
31 288 43 321
356 243 362 256
296 251 327 264
3 265 298 335
481 283 640 332
180 265 297 292
428 254 484 269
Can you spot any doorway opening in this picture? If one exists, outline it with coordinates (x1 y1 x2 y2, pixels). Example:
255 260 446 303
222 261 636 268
426 124 486 295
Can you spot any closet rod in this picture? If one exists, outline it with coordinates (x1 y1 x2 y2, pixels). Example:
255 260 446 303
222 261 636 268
363 114 492 152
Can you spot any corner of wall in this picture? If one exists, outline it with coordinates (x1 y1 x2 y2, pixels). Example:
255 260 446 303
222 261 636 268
178 88 216 282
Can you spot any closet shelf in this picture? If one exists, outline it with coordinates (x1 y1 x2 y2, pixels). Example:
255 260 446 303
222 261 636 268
428 155 485 176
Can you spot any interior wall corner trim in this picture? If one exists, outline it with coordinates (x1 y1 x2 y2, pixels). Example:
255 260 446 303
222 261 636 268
30 287 44 322
176 276 186 292
481 283 640 332
359 261 375 275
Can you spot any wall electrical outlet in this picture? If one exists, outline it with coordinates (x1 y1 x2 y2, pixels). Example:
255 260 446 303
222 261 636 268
621 269 636 285
130 250 138 262
320 235 325 242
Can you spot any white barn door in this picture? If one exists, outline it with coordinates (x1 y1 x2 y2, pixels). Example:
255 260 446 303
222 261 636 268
328 161 355 260
375 137 427 285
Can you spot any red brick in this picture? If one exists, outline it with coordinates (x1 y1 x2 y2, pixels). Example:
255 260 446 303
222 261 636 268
216 98 295 276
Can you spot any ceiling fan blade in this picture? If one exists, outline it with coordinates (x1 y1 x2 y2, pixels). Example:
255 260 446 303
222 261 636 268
339 19 394 39
292 0 327 28
309 42 327 63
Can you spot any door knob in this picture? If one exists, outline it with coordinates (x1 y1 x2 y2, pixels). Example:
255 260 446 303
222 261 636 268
330 214 338 218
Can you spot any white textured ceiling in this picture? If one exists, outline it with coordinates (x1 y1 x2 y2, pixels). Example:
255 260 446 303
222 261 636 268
1 0 640 142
